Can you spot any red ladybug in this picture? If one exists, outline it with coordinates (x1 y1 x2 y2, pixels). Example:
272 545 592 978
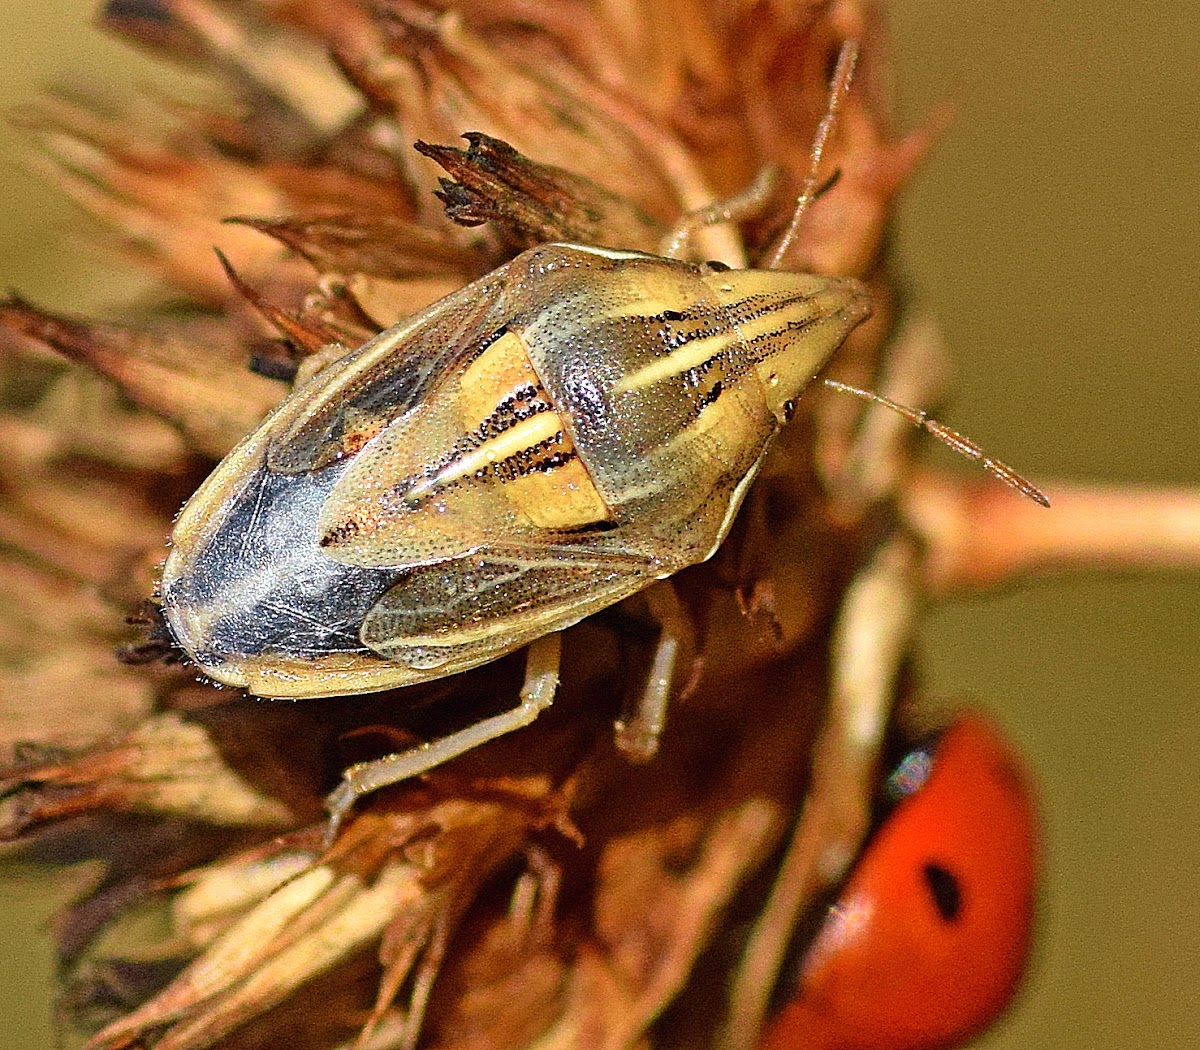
760 714 1040 1050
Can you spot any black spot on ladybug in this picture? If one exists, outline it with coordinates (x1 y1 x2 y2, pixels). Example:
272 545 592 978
922 862 962 922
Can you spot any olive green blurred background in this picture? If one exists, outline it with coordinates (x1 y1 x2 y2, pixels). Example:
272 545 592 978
1 1 1196 1047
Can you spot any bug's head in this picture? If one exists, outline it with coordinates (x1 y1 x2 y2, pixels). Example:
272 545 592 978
700 267 871 422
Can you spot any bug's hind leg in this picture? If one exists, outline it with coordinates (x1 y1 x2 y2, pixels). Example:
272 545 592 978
613 581 698 762
324 632 562 845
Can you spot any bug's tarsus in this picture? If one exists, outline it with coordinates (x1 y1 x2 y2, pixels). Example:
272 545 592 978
811 167 843 201
115 599 188 666
763 40 860 271
823 379 1050 506
658 41 858 267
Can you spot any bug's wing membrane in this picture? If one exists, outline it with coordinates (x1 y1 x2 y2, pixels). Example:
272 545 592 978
265 262 531 474
360 547 653 674
314 397 540 568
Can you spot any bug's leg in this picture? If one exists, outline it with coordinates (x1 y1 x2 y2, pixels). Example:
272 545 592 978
657 166 780 262
614 581 697 761
324 632 562 845
722 533 920 1050
292 342 351 387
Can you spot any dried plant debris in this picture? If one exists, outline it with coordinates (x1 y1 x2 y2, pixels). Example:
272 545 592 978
2 3 1198 1050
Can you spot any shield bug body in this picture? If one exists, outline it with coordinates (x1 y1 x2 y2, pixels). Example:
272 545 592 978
162 245 868 697
161 243 867 830
160 38 878 833
160 40 1044 834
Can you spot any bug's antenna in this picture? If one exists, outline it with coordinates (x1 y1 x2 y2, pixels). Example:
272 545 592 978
824 379 1051 506
763 40 859 271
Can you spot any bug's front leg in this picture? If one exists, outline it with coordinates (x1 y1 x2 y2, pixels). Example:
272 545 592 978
656 166 780 263
323 632 563 846
723 532 921 1050
722 315 972 1039
613 580 698 761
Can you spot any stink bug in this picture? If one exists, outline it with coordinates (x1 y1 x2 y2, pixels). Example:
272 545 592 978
159 42 1043 834
161 243 869 828
162 246 867 696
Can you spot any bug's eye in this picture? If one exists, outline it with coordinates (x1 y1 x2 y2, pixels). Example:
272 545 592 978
702 259 732 273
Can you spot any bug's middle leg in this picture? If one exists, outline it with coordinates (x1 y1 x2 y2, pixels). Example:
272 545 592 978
324 632 563 844
613 580 698 761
